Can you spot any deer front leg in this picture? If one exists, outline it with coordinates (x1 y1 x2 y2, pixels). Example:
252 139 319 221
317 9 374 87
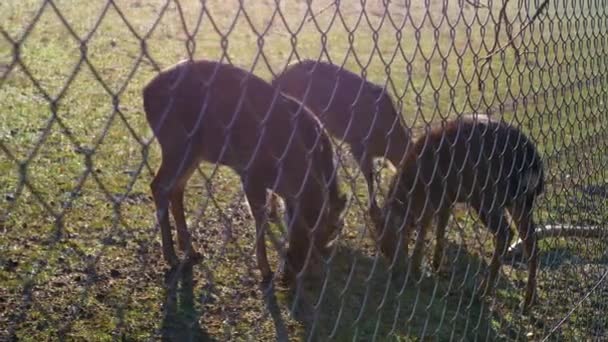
432 207 451 272
352 145 378 210
509 198 539 314
475 209 513 299
244 181 273 284
410 213 433 277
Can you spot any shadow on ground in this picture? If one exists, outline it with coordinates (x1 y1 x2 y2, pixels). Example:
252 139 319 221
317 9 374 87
157 239 555 341
277 241 537 341
161 261 214 342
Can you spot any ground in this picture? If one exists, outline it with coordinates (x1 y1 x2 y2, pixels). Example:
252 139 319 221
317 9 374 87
1 0 607 340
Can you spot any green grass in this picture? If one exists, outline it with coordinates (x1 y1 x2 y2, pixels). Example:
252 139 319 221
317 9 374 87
1 0 608 340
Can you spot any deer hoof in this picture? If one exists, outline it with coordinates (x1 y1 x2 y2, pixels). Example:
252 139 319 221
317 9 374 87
434 264 450 276
185 249 202 263
163 249 179 268
521 293 538 315
177 236 193 253
279 266 298 287
260 271 275 286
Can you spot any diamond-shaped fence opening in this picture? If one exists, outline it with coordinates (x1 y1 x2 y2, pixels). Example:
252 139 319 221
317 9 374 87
2 0 608 340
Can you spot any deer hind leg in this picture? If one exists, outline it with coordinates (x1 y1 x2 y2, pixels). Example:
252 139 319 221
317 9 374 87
151 145 198 266
432 207 451 272
509 197 538 313
170 183 198 260
151 172 177 266
351 145 378 210
410 213 433 277
369 203 403 268
280 201 298 284
243 179 273 283
473 205 513 299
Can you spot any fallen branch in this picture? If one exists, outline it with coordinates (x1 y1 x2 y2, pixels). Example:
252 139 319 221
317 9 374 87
483 0 549 61
505 224 606 259
306 2 337 23
501 2 518 62
464 0 487 8
477 0 550 90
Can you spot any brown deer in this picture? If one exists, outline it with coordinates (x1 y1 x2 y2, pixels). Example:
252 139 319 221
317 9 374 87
371 115 544 313
142 59 347 283
271 59 412 210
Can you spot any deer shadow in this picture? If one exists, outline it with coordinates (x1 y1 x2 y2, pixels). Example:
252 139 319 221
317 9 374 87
277 241 537 341
161 261 214 342
533 243 608 271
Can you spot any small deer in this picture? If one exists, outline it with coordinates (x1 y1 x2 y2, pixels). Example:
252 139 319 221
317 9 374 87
142 59 347 283
271 59 412 210
371 115 544 313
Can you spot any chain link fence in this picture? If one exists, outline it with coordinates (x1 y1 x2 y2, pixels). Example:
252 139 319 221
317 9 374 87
1 0 607 340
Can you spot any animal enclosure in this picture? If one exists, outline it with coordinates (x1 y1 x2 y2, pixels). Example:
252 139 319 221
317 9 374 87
1 0 607 340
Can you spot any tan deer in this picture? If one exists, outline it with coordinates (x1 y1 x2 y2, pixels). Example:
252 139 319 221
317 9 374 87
271 59 412 211
371 115 544 313
142 59 347 283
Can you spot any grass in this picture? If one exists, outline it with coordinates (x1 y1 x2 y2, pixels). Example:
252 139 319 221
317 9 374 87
1 0 608 340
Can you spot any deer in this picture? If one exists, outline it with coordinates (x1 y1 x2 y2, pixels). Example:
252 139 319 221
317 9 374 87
271 59 412 213
370 114 544 313
142 59 348 284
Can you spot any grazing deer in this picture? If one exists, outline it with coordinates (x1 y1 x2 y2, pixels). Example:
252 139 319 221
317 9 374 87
142 59 347 283
371 115 544 312
271 59 412 210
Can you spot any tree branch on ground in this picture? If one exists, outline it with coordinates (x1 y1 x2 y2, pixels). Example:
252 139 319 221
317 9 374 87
464 0 487 9
477 0 550 90
306 1 338 23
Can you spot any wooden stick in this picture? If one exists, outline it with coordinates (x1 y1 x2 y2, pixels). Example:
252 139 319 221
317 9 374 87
477 0 549 90
481 0 549 61
464 0 488 9
306 2 337 23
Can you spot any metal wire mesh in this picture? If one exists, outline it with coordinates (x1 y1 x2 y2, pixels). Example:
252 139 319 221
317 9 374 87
1 0 607 340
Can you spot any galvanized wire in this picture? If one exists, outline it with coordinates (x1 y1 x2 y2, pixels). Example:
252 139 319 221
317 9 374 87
1 0 607 340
